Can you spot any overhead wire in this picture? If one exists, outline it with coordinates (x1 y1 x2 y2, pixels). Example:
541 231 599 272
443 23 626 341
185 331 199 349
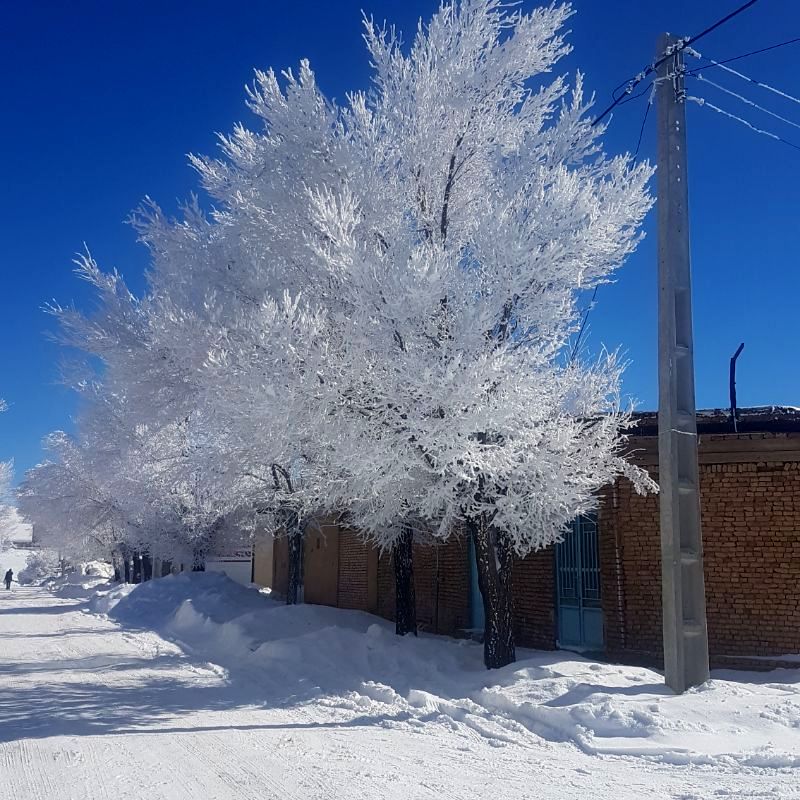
591 0 761 127
686 95 800 152
684 36 800 73
692 73 800 131
686 48 800 105
571 82 655 364
575 0 768 363
616 80 655 106
633 82 658 160
568 286 598 365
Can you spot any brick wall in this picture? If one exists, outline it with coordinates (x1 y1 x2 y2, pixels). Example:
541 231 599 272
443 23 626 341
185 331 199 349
513 548 557 650
702 460 800 660
377 548 394 622
604 432 800 667
337 529 370 611
435 536 471 635
600 478 663 663
374 531 555 647
332 430 800 667
375 535 470 636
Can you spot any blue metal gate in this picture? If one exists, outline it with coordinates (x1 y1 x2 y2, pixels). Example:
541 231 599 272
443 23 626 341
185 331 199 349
556 515 604 651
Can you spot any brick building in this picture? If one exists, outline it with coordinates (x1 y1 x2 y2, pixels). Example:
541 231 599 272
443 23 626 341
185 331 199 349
254 407 800 669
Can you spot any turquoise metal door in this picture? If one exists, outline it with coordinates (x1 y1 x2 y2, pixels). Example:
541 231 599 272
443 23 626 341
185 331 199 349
556 515 604 651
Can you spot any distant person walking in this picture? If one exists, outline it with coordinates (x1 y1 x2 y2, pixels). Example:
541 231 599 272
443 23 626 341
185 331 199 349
4 569 12 590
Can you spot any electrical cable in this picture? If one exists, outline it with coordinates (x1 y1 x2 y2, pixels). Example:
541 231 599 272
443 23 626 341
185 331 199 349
687 95 800 151
568 286 598 364
617 80 655 106
592 0 761 127
684 36 800 73
692 73 800 130
687 49 800 106
633 83 658 160
577 1 765 362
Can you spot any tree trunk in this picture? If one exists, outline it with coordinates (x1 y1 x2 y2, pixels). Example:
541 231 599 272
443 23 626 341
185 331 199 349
131 552 142 584
467 513 515 669
191 548 205 571
122 555 131 584
142 553 153 582
286 518 303 605
393 525 417 636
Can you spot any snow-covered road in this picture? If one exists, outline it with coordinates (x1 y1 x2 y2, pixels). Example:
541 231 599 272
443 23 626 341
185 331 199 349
1 583 797 800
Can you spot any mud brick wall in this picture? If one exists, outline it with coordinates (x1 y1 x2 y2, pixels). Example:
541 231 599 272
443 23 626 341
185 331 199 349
336 528 370 611
376 535 470 635
600 478 663 664
377 548 394 622
601 435 800 667
513 548 557 650
701 461 800 658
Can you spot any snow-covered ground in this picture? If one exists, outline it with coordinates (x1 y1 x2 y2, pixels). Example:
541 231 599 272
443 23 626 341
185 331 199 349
2 574 798 799
0 546 33 580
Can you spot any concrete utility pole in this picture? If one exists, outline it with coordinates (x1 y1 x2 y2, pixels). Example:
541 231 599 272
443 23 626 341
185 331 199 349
656 32 710 693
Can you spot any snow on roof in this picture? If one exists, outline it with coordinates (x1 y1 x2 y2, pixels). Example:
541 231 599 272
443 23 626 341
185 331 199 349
630 406 800 435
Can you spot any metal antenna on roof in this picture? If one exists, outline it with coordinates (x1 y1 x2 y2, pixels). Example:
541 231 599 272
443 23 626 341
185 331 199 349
729 342 745 433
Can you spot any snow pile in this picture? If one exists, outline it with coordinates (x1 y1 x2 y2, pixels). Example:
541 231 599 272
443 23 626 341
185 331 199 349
44 561 115 599
92 573 800 770
82 560 115 578
17 549 60 585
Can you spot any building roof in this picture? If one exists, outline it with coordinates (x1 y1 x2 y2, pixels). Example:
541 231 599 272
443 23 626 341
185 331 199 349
630 406 800 436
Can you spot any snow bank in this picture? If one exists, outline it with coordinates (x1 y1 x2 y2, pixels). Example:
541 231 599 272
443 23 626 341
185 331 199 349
43 562 115 599
89 572 800 771
82 560 115 578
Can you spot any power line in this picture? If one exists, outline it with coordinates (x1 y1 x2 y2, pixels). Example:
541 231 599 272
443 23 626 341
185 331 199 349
568 286 598 364
692 73 800 131
617 80 655 106
686 0 760 45
592 0 762 127
684 36 800 74
579 1 765 360
571 81 653 360
687 94 800 151
634 83 658 160
687 49 800 106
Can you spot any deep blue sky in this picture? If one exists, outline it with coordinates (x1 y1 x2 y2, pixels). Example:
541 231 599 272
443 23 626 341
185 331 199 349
2 0 799 482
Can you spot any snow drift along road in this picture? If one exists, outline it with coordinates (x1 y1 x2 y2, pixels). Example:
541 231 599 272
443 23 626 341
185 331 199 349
93 572 800 769
3 573 798 800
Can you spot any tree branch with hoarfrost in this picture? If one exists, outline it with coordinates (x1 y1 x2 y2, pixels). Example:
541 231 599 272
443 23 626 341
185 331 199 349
26 1 657 657
291 0 657 666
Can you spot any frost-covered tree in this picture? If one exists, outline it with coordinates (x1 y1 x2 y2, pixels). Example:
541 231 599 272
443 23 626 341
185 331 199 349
0 399 11 508
282 0 657 666
0 400 17 553
30 1 656 667
18 549 62 585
